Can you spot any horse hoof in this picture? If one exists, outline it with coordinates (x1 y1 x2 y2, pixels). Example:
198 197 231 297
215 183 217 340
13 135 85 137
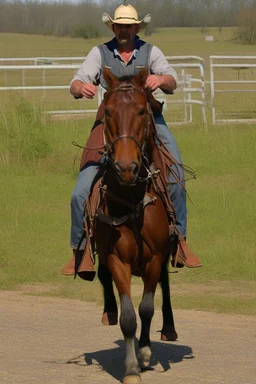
101 312 118 326
138 346 151 367
123 375 141 384
161 330 178 341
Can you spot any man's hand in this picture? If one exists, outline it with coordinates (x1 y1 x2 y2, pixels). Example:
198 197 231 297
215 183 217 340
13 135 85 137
79 83 97 99
145 74 176 93
145 75 164 92
70 80 97 99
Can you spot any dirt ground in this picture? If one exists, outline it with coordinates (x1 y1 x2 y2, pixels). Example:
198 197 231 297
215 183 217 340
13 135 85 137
1 290 256 384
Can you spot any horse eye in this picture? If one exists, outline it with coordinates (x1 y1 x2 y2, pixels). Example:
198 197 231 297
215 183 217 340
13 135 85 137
105 108 111 117
138 109 145 116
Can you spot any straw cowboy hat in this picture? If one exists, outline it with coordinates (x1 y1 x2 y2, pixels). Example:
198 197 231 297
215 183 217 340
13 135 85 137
102 4 151 30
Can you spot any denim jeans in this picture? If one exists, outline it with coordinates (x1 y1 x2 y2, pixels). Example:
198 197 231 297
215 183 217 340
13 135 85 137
70 114 187 249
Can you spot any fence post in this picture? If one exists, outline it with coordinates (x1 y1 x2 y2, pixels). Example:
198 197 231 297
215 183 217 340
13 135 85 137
210 56 216 124
22 69 25 97
42 68 46 98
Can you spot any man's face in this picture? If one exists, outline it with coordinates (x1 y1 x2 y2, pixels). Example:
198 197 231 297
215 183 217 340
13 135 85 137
112 23 140 45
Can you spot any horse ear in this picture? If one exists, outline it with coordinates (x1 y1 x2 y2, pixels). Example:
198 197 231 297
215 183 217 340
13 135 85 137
135 67 149 88
103 67 119 89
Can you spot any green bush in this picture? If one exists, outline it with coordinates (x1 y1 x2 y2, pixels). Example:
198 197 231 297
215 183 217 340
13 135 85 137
0 98 53 166
72 24 100 39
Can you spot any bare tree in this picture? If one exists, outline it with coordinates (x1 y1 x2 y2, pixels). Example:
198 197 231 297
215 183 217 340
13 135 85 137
237 7 256 44
0 0 252 36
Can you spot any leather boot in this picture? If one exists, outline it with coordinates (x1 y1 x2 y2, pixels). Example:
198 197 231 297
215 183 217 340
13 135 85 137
172 237 202 268
61 249 96 281
61 254 75 275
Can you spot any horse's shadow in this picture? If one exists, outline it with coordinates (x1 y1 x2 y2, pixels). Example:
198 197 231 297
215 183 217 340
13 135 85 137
67 338 194 382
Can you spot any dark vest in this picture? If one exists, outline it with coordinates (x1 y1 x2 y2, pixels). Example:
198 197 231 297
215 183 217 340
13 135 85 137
98 37 152 89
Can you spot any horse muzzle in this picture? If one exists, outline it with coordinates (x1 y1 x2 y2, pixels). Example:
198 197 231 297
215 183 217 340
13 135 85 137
114 160 140 185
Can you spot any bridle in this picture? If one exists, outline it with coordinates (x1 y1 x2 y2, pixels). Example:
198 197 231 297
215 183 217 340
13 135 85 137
104 83 152 156
96 82 153 223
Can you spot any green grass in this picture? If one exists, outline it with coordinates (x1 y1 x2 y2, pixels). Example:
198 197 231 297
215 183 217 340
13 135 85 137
0 29 256 315
2 27 255 59
0 98 255 316
0 33 108 58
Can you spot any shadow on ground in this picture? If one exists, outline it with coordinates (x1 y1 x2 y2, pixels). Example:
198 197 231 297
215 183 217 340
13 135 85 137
66 339 194 382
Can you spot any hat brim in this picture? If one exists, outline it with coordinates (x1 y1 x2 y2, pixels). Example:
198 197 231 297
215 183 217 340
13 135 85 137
102 13 151 30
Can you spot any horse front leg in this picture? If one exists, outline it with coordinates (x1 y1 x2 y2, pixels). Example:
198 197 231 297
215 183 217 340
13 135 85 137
108 253 141 384
137 255 161 369
159 261 178 341
137 292 154 369
98 264 118 325
121 294 141 384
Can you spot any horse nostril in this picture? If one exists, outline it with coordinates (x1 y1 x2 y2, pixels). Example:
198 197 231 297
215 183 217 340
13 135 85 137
130 162 139 175
114 162 122 175
114 161 139 177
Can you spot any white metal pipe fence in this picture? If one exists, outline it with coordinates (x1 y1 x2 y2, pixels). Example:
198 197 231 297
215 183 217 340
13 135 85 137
3 55 256 125
0 56 206 124
210 55 256 124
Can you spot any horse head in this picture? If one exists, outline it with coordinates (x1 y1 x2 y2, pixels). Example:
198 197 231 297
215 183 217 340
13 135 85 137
103 67 152 185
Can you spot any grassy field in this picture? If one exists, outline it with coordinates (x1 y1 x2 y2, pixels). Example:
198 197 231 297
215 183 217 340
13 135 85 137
1 27 256 122
1 27 256 59
0 29 256 316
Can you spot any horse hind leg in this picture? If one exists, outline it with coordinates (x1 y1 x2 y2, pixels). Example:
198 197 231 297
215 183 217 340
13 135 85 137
159 261 178 341
98 264 118 326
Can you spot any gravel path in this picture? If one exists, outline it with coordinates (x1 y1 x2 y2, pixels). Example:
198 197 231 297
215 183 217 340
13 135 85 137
1 290 256 384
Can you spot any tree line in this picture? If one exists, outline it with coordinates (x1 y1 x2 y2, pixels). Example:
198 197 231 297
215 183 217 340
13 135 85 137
0 0 256 44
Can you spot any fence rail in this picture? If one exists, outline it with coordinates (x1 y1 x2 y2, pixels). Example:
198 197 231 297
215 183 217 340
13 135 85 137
0 55 206 125
210 55 256 124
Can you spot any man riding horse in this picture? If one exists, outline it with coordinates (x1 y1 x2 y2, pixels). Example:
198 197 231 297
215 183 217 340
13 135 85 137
61 4 202 279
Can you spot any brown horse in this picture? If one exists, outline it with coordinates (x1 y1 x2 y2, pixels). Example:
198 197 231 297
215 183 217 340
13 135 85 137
94 68 177 384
